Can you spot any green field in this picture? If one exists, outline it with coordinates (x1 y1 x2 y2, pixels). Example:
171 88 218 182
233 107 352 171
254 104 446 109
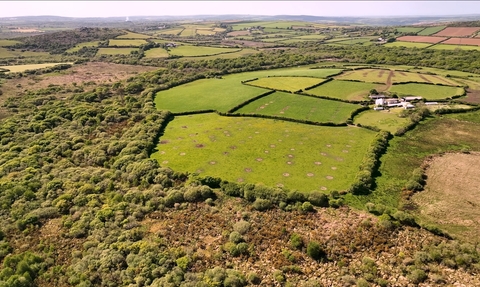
144 47 170 58
396 27 425 34
96 48 137 55
388 83 465 100
423 103 473 111
246 76 327 92
384 41 432 48
417 26 446 36
0 62 72 73
157 28 184 36
177 48 260 61
328 38 374 45
180 27 197 37
116 31 151 39
428 44 480 51
108 39 148 47
151 113 376 192
235 91 360 123
155 67 344 113
292 34 327 40
0 39 22 46
168 46 241 57
353 108 411 133
0 47 49 58
306 80 383 101
66 41 99 52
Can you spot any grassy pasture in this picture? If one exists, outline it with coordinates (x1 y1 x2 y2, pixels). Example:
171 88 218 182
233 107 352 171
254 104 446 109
180 27 197 37
116 31 150 39
384 41 432 48
388 83 465 100
396 27 425 34
177 48 260 61
196 29 216 36
235 91 360 123
0 39 22 46
246 76 327 92
108 39 148 47
417 26 446 36
353 108 411 133
66 41 99 52
0 62 72 73
157 28 184 36
144 47 170 58
151 113 376 192
328 38 374 45
335 69 390 84
292 34 327 40
96 48 137 55
428 44 480 51
423 103 473 112
154 67 344 113
168 46 241 57
0 47 49 58
306 80 383 101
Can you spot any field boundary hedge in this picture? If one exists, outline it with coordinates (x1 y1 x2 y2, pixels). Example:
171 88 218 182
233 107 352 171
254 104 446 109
217 111 348 127
227 90 276 113
304 77 333 90
391 81 463 88
298 91 369 105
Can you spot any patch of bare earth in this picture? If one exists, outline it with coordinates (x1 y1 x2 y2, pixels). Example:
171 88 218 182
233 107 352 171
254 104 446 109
412 152 480 241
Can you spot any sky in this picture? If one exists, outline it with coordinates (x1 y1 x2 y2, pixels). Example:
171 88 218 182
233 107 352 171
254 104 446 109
1 1 480 18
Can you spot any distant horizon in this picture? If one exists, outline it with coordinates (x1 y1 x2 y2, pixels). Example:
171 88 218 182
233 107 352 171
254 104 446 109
1 1 480 18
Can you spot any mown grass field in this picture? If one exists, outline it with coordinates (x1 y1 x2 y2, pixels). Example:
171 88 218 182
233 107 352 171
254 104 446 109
235 91 360 123
388 83 465 100
0 39 22 46
246 76 327 92
428 44 480 51
0 62 71 73
177 48 260 61
116 31 151 39
306 80 383 101
328 38 374 45
384 41 432 48
108 39 148 47
353 108 411 133
154 67 344 113
417 26 446 36
66 41 99 52
144 47 170 58
396 27 425 34
335 69 390 83
96 48 137 55
151 113 376 192
168 46 241 57
156 28 184 36
0 47 49 58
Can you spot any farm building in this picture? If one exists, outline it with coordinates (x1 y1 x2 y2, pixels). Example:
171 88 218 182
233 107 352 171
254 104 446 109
425 102 439 105
402 96 423 102
402 102 415 109
369 94 387 99
375 98 385 106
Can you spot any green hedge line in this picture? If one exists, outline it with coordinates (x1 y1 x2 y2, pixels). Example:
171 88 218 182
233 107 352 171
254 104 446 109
172 110 216 116
218 111 347 127
391 81 462 88
304 77 333 91
298 91 369 105
227 90 276 113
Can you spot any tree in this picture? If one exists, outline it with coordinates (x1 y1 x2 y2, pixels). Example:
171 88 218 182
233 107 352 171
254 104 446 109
307 241 326 261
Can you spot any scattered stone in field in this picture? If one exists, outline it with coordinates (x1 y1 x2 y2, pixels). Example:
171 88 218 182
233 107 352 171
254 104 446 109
321 152 327 156
255 131 260 134
195 144 204 148
180 152 186 156
307 173 314 177
315 161 322 165
230 146 237 149
326 144 332 147
162 160 169 164
278 139 282 142
326 176 334 180
288 154 294 158
260 106 265 109
244 168 252 172
270 144 276 148
336 157 344 161
277 183 284 187
248 136 252 139
209 161 216 165
181 126 188 129
286 161 293 165
320 186 327 191
256 158 263 162
346 145 351 148
342 150 349 153
160 140 169 144
160 151 165 154
331 166 337 170
237 178 244 182
291 148 295 151
283 173 290 177
264 150 269 154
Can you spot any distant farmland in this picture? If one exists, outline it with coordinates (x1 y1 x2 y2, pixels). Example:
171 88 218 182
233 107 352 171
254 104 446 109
389 83 465 100
417 26 446 36
384 42 432 48
96 48 137 55
108 39 148 47
246 77 327 93
442 38 480 46
305 80 382 101
168 46 241 57
434 27 480 37
396 36 447 43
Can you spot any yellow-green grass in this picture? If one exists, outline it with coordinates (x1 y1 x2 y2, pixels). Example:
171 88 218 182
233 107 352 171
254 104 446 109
235 91 361 124
423 103 473 111
305 80 383 101
144 47 170 58
66 41 99 52
260 37 288 43
292 34 327 40
428 44 480 51
151 113 376 192
0 62 72 73
168 46 242 57
213 27 226 32
177 48 260 61
196 29 216 35
336 69 461 86
388 83 465 100
155 67 344 113
0 39 22 46
96 48 137 55
396 27 425 33
0 47 49 58
384 41 432 48
246 77 327 93
277 38 319 44
157 28 184 36
324 37 351 43
116 31 150 39
108 39 148 47
417 26 446 36
180 27 197 37
328 38 374 45
231 21 309 31
353 108 411 133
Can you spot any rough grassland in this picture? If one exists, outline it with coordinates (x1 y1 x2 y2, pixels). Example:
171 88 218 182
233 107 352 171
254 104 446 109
108 39 148 47
396 27 425 34
156 28 184 36
337 69 460 86
116 31 151 39
144 47 170 58
96 48 137 55
246 76 327 92
0 62 72 73
384 41 432 48
0 39 22 46
0 47 49 58
417 26 446 36
155 67 344 113
168 46 241 57
177 48 260 61
388 83 464 100
151 113 376 192
306 80 383 101
235 91 360 123
66 41 100 52
428 44 480 51
353 108 411 133
412 153 480 242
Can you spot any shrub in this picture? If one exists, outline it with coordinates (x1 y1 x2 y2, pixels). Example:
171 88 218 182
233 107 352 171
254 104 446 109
273 270 285 283
252 198 272 211
290 233 304 250
307 241 326 261
301 201 315 212
356 278 370 287
407 269 427 284
176 256 191 271
247 272 261 285
233 220 250 235
307 192 329 207
229 231 243 244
